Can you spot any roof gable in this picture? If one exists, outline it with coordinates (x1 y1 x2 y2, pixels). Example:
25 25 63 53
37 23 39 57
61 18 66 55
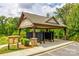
19 18 33 28
45 17 59 25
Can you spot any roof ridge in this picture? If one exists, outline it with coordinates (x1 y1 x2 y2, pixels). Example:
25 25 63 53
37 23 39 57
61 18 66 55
23 12 48 18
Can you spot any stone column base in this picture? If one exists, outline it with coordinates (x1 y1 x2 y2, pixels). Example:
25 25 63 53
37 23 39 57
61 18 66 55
30 38 38 47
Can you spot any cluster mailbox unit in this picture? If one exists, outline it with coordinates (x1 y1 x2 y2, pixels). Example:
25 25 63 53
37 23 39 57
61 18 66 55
26 32 54 43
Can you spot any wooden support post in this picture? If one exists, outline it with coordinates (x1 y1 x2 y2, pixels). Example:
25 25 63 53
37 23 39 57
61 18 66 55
50 30 54 42
8 39 10 49
43 32 45 44
40 32 42 44
17 37 20 49
30 27 38 47
46 29 48 32
64 28 67 40
33 28 36 38
19 29 21 35
46 29 49 42
52 31 54 42
50 32 52 42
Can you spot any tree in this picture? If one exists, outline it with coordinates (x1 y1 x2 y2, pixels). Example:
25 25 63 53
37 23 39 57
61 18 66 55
0 16 19 36
54 3 79 41
0 16 6 34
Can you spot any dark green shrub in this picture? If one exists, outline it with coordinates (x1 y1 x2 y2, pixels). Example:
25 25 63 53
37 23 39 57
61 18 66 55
21 38 30 46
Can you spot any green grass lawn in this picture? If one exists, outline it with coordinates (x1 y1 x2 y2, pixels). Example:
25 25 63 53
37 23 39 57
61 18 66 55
0 45 24 54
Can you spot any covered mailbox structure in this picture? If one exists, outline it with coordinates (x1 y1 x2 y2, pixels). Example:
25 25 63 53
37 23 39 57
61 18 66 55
18 12 67 43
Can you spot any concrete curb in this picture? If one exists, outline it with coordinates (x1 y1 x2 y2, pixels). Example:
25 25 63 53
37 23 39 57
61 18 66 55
28 41 74 56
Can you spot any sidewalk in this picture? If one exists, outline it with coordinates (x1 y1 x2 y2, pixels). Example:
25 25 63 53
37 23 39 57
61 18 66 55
0 40 74 56
0 43 22 49
0 44 8 49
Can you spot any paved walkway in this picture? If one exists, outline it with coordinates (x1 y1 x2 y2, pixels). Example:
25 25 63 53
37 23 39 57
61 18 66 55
35 42 79 56
0 43 22 49
0 39 73 56
0 44 8 49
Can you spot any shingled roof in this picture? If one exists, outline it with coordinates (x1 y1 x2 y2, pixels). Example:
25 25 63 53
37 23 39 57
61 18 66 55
18 12 66 29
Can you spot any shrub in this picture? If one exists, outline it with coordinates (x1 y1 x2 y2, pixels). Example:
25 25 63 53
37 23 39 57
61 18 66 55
21 38 30 46
69 34 79 42
12 30 19 35
0 36 8 45
20 30 26 38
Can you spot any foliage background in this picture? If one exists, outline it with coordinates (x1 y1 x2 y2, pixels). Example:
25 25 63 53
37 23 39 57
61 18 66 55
54 3 79 41
0 3 79 44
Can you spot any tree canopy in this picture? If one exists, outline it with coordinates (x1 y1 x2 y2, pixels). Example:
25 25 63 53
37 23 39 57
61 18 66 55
54 3 79 41
0 16 19 36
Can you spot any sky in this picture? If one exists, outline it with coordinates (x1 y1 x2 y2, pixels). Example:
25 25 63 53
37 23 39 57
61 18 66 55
0 3 65 17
